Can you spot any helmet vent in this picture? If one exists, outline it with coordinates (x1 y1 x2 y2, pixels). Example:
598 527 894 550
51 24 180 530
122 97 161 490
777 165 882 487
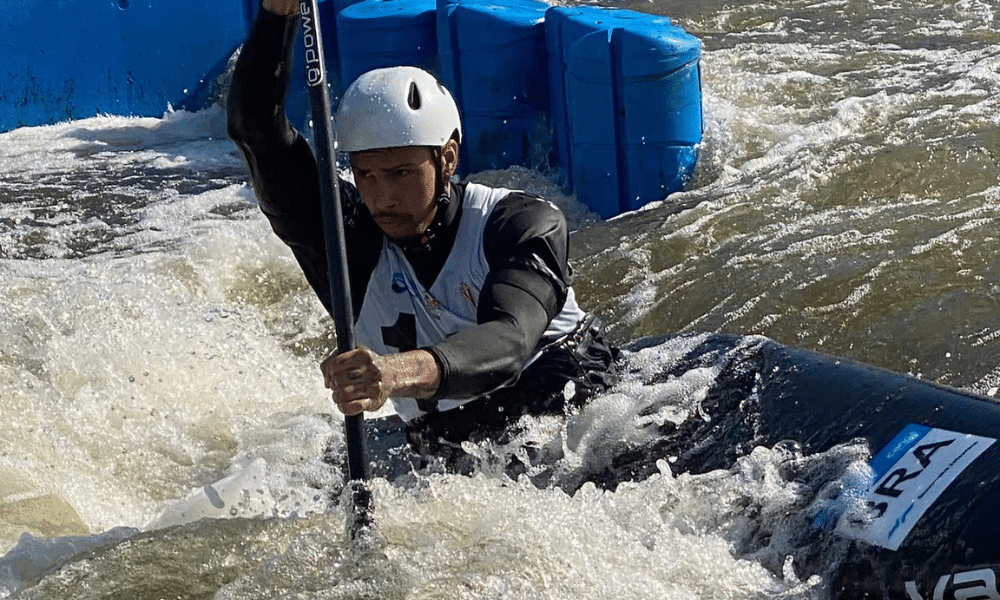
407 82 422 111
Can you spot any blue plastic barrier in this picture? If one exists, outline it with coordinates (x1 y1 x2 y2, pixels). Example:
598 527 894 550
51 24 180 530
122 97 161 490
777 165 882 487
437 0 551 175
0 0 248 132
616 24 702 213
336 0 438 91
546 6 701 218
329 0 703 216
3 0 703 218
545 7 663 211
332 0 368 12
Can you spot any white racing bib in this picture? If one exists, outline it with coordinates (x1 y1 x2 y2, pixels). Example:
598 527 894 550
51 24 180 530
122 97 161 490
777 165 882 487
354 183 585 421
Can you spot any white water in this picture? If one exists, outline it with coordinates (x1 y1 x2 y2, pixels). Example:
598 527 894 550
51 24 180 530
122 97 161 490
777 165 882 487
2 0 1000 596
0 108 848 598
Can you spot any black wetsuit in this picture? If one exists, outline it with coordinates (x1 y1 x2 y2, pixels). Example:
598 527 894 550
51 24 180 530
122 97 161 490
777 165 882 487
227 8 617 450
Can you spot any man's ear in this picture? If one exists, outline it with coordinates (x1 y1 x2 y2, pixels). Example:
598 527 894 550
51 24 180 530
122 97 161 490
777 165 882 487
440 138 460 180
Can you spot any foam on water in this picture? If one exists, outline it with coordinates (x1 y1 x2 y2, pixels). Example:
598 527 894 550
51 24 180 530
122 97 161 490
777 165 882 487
2 0 1000 596
1 109 346 548
0 219 865 598
5 453 858 599
464 165 600 231
0 234 333 533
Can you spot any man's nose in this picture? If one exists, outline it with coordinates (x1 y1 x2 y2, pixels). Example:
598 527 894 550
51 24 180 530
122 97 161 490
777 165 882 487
367 182 399 209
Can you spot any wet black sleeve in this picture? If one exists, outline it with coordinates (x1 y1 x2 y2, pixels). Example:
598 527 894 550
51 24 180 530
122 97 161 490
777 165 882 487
226 8 380 317
428 193 572 399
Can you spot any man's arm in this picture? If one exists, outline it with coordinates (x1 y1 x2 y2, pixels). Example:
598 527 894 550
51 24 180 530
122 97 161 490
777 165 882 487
322 193 570 415
322 347 441 416
228 3 384 316
227 5 334 305
429 193 572 399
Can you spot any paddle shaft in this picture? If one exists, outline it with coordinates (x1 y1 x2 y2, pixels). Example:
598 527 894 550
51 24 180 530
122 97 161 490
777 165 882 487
298 0 369 484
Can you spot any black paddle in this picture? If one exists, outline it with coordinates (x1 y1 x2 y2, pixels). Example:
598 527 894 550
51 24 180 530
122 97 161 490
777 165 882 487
298 0 373 532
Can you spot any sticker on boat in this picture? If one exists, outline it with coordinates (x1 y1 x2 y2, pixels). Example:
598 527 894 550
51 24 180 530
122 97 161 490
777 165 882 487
836 424 995 551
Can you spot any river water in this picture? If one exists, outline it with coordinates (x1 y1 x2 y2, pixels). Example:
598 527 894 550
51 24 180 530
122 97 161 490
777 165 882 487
1 0 998 598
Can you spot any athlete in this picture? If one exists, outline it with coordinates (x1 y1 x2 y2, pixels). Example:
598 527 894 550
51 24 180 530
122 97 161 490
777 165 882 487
227 0 618 457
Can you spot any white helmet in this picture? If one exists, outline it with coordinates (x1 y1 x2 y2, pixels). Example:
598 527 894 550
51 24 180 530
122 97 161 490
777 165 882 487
335 66 462 152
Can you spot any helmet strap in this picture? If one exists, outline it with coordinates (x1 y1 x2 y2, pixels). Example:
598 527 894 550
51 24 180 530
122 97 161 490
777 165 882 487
432 140 457 205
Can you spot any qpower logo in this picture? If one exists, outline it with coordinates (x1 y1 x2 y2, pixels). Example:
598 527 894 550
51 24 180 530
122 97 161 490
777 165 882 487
904 568 1000 600
300 1 324 87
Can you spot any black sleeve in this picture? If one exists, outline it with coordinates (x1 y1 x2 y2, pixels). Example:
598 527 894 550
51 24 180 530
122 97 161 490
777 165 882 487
226 8 380 317
428 192 572 399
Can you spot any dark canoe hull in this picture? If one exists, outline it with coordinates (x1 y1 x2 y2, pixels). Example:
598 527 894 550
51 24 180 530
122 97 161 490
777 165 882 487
613 333 1000 599
361 332 1000 597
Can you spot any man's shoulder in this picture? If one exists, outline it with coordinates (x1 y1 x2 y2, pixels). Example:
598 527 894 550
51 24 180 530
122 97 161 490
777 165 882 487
489 189 566 232
470 185 567 249
457 182 561 220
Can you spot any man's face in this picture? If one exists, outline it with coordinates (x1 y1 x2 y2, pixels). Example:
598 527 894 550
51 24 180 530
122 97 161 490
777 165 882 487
350 146 439 240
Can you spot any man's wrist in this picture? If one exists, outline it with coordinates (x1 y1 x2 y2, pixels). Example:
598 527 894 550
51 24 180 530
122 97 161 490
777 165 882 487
388 349 442 400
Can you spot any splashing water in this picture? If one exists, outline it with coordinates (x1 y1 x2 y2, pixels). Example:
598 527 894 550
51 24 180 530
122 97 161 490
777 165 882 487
2 0 1000 597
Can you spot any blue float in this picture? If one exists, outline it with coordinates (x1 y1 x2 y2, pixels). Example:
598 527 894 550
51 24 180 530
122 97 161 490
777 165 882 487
546 6 701 218
0 0 248 132
545 7 669 214
437 0 551 175
2 0 703 219
332 0 368 12
336 0 438 91
616 23 702 213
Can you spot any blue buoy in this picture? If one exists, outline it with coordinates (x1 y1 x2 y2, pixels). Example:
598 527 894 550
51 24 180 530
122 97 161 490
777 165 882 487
336 0 438 89
332 0 367 12
616 23 702 213
437 0 551 175
3 0 703 219
546 6 701 218
546 7 668 209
